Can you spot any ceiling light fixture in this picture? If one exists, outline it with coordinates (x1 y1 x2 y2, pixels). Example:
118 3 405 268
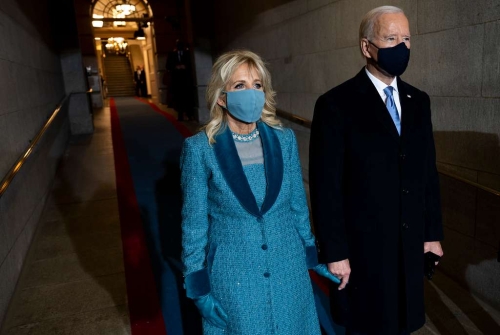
92 14 103 28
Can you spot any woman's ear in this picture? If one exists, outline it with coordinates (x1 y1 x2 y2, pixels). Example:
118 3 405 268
217 95 226 108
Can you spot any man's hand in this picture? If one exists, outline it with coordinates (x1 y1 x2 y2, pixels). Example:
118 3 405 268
328 259 351 290
424 241 443 265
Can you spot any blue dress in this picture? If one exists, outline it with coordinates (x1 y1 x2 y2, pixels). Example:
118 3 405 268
180 122 321 335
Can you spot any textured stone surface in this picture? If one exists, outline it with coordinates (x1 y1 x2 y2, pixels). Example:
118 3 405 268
404 25 484 97
439 227 500 309
4 273 127 328
482 21 500 98
1 305 130 335
475 190 500 248
478 172 500 192
431 97 500 174
0 59 19 116
439 174 476 236
289 6 335 55
254 0 308 28
307 0 340 11
417 0 500 34
68 93 94 135
333 0 417 49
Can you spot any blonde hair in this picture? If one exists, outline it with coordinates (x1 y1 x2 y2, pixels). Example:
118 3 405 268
203 49 281 144
359 6 405 53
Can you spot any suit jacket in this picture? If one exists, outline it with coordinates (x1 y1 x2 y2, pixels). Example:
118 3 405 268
309 68 443 334
180 123 321 334
166 49 192 82
134 70 145 83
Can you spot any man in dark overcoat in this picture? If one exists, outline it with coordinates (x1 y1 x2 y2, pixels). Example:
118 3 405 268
309 5 444 335
166 39 194 121
134 65 146 97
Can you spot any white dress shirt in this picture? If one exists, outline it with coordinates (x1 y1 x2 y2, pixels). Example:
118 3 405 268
365 67 402 120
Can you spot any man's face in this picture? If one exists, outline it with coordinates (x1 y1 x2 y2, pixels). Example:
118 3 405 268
363 13 410 60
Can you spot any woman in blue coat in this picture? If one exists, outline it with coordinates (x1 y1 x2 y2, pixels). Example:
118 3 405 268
180 49 339 335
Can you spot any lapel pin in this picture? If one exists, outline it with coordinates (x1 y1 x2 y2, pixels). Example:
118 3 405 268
407 94 411 98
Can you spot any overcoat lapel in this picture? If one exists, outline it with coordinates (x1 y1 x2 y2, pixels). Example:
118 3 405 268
258 122 283 216
213 126 261 218
397 78 416 142
213 123 284 219
356 69 400 143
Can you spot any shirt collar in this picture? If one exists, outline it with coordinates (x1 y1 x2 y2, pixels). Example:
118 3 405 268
365 67 398 94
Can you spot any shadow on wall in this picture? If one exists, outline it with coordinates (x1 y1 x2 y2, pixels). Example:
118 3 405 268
191 0 298 51
425 130 500 334
434 131 500 177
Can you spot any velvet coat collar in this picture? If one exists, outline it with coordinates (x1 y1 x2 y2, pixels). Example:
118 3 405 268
213 122 283 219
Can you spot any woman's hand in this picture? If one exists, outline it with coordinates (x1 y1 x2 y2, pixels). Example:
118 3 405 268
312 264 341 284
193 294 228 329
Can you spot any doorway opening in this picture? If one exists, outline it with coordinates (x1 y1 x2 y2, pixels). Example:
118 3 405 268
91 0 157 99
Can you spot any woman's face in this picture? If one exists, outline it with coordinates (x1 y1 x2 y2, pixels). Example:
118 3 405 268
226 63 263 92
217 63 263 108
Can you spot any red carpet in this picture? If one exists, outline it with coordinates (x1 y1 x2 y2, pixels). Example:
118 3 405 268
110 98 168 335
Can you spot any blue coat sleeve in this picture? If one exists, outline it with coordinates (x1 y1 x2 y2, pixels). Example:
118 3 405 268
180 136 210 277
286 129 318 266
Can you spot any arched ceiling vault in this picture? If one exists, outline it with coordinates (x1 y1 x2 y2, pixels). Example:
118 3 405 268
91 0 152 37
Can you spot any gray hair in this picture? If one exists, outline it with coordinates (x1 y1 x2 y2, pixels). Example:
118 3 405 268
359 6 405 41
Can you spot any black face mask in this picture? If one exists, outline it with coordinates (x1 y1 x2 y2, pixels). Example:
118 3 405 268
369 41 410 77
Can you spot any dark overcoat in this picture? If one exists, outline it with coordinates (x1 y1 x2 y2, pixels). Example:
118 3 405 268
309 68 444 334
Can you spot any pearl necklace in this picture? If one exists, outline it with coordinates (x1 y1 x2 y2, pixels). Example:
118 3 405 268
231 128 260 142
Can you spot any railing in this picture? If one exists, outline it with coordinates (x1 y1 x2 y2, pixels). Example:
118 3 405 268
0 91 90 199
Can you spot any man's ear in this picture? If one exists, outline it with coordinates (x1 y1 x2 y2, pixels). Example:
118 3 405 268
217 95 226 108
361 38 372 59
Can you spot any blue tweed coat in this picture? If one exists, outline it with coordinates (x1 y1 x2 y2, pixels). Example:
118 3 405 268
180 122 321 335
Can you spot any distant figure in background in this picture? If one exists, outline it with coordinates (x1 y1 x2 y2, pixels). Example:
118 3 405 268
134 65 146 97
167 39 194 121
140 66 148 97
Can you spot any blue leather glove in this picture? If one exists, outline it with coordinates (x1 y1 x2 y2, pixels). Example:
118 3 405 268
184 268 228 329
306 245 341 284
193 294 228 329
312 263 341 284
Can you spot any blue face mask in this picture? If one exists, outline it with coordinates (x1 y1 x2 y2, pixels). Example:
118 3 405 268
222 89 265 123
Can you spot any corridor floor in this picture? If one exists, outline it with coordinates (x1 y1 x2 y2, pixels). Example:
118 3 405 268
0 98 499 335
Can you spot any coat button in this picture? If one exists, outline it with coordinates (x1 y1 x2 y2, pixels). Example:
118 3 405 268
257 217 264 223
264 272 270 278
261 244 268 250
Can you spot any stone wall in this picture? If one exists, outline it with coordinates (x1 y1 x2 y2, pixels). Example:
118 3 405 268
207 0 500 309
0 0 69 328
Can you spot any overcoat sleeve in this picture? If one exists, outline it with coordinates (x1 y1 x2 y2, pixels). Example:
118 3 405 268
422 93 444 241
287 129 316 259
309 94 349 263
285 129 318 268
180 137 210 277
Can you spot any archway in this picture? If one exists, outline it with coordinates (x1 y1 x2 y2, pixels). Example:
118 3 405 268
90 0 157 98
